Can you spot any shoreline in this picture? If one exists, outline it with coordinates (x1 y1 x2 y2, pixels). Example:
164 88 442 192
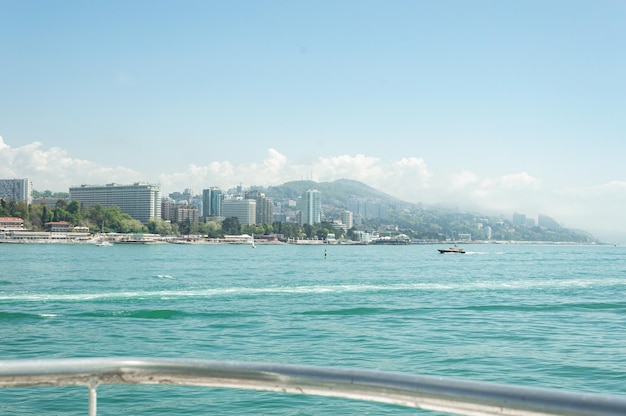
0 237 607 246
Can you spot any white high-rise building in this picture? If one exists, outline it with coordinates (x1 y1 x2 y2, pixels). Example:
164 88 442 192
300 189 321 226
0 178 32 204
69 183 161 224
222 199 256 225
341 210 353 229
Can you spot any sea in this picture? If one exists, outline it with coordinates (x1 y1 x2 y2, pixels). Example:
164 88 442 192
1 243 625 415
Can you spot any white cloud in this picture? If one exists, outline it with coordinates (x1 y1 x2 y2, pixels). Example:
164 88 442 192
0 136 142 190
450 170 480 189
1 136 625 242
499 172 541 190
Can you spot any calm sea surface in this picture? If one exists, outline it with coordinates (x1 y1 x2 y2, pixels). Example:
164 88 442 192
1 243 625 415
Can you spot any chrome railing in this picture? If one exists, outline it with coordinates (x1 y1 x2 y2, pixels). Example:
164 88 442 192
1 357 625 416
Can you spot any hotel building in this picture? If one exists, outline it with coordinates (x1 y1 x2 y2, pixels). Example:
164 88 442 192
0 178 32 204
69 183 161 224
222 199 256 225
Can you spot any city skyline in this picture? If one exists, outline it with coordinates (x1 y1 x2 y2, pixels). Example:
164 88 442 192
1 1 625 243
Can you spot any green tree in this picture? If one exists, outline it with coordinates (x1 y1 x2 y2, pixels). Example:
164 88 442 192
205 220 222 238
8 201 29 219
222 217 241 235
147 218 175 235
86 204 107 232
272 221 302 239
66 200 82 224
41 205 50 227
117 217 145 233
179 218 192 236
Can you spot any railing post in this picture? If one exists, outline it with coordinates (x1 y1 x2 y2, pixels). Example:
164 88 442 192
88 384 97 416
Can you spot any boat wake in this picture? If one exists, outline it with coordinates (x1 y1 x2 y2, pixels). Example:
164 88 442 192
156 274 175 279
2 277 623 303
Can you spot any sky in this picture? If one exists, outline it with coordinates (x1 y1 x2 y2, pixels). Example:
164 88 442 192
1 1 625 242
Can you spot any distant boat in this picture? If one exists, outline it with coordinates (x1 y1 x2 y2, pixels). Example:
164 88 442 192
251 233 256 248
96 241 113 247
438 244 465 254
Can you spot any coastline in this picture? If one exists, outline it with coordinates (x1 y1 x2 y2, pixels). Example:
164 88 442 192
0 232 606 246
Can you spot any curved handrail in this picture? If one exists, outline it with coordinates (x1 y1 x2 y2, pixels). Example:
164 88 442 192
1 357 626 416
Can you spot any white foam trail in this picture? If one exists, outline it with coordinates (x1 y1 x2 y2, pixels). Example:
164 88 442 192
156 274 175 279
0 278 623 302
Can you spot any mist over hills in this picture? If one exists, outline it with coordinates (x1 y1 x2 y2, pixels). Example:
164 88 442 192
260 179 599 243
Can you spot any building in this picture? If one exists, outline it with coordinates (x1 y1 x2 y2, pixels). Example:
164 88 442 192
160 199 199 224
255 193 274 225
341 210 353 230
347 197 387 220
32 197 64 208
69 183 161 224
174 205 199 224
202 187 223 220
161 198 176 222
222 199 256 225
0 217 24 231
168 188 194 203
0 178 32 204
513 213 526 226
300 189 321 226
45 221 72 232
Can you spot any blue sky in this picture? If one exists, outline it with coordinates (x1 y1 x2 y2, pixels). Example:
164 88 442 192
1 1 625 242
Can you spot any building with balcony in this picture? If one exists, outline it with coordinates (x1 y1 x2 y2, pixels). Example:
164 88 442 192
46 221 72 232
255 193 274 225
222 199 256 226
69 183 161 224
0 178 32 204
0 217 24 231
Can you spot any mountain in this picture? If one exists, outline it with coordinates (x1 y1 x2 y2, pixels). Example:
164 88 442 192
261 179 600 243
263 179 407 215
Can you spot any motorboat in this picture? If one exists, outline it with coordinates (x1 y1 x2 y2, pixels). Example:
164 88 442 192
438 244 465 254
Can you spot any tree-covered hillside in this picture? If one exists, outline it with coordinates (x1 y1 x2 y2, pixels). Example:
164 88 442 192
261 179 599 243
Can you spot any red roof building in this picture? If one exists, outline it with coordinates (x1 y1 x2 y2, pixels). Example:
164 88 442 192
45 221 72 232
0 217 25 230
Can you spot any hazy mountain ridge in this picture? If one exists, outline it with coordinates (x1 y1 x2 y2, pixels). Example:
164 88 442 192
265 179 404 206
262 179 599 243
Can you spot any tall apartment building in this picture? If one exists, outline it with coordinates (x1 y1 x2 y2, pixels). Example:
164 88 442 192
255 193 274 225
202 187 223 220
0 178 32 204
175 205 199 224
300 189 321 226
512 213 526 226
222 199 256 225
69 183 161 224
161 198 176 222
341 210 353 229
347 197 387 220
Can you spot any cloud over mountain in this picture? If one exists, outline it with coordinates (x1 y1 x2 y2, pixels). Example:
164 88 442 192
1 136 625 243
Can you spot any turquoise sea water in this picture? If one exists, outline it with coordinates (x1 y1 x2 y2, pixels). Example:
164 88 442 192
1 243 625 415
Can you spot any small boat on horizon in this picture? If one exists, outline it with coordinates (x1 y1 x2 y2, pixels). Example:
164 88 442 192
438 244 465 254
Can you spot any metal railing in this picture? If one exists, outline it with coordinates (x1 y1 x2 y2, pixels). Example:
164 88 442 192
1 357 626 416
